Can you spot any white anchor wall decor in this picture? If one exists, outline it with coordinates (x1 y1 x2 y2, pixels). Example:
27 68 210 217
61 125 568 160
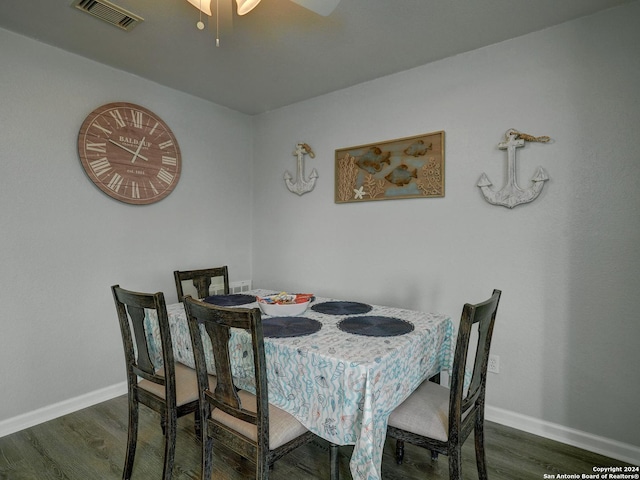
284 142 318 195
477 128 551 209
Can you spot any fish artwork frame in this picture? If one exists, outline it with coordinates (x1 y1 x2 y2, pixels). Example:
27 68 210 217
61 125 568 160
334 131 445 203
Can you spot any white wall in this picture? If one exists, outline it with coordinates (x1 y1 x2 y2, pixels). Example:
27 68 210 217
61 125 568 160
251 1 640 459
0 30 253 421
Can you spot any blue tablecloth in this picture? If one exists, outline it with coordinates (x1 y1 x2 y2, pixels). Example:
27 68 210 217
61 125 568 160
145 289 453 480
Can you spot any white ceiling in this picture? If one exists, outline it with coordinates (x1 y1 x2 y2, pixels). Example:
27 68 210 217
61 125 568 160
0 0 632 115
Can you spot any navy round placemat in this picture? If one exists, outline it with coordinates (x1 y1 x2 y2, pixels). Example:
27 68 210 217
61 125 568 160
203 294 257 306
261 317 322 338
311 301 372 315
337 316 414 337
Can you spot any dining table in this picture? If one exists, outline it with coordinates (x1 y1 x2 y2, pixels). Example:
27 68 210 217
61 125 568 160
145 289 454 480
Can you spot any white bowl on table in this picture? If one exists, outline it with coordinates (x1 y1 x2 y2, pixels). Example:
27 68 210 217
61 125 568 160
257 293 313 317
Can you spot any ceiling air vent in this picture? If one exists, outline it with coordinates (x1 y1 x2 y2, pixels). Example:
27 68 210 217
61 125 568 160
71 0 143 31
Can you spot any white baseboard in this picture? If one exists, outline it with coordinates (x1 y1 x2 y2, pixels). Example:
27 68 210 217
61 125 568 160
485 405 640 466
0 381 127 438
2 385 638 467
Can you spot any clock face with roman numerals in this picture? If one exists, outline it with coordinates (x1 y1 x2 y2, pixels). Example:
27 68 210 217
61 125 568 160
78 102 181 205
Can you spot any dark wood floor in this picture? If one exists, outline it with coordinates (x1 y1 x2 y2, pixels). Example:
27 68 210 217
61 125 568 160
0 394 634 479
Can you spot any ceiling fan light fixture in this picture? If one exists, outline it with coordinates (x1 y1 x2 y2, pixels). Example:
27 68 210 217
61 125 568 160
236 0 261 15
186 0 212 16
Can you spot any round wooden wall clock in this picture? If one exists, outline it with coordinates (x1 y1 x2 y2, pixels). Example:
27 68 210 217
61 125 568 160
77 102 181 205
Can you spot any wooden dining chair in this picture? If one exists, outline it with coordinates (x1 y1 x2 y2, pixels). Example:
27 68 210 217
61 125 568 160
183 296 317 480
112 285 209 480
386 289 502 480
174 265 229 300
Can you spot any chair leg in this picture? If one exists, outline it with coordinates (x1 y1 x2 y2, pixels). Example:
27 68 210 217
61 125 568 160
123 397 139 480
161 412 177 480
194 409 201 438
448 445 462 480
395 439 405 465
330 443 340 480
256 454 268 480
475 421 488 480
202 434 214 480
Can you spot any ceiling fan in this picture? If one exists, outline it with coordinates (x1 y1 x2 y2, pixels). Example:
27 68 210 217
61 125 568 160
188 0 341 17
186 0 341 43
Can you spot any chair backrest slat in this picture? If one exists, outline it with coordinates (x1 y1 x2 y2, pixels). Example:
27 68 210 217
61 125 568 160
127 304 155 375
202 320 245 415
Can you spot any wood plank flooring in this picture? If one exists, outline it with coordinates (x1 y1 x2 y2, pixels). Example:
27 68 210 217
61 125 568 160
0 394 634 479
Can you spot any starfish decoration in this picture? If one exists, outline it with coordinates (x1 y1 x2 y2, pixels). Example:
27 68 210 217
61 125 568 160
353 186 365 199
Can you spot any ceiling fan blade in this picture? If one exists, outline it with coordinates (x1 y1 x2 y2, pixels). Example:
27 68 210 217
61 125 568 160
289 0 340 16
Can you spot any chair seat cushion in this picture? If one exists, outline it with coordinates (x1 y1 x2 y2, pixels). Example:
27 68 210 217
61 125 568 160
388 380 450 442
139 362 215 406
211 390 308 450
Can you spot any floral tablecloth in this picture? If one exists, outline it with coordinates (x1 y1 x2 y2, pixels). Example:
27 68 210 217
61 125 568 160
145 289 453 480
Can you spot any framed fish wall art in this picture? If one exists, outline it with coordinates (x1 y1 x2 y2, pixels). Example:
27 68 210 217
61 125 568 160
334 131 445 203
